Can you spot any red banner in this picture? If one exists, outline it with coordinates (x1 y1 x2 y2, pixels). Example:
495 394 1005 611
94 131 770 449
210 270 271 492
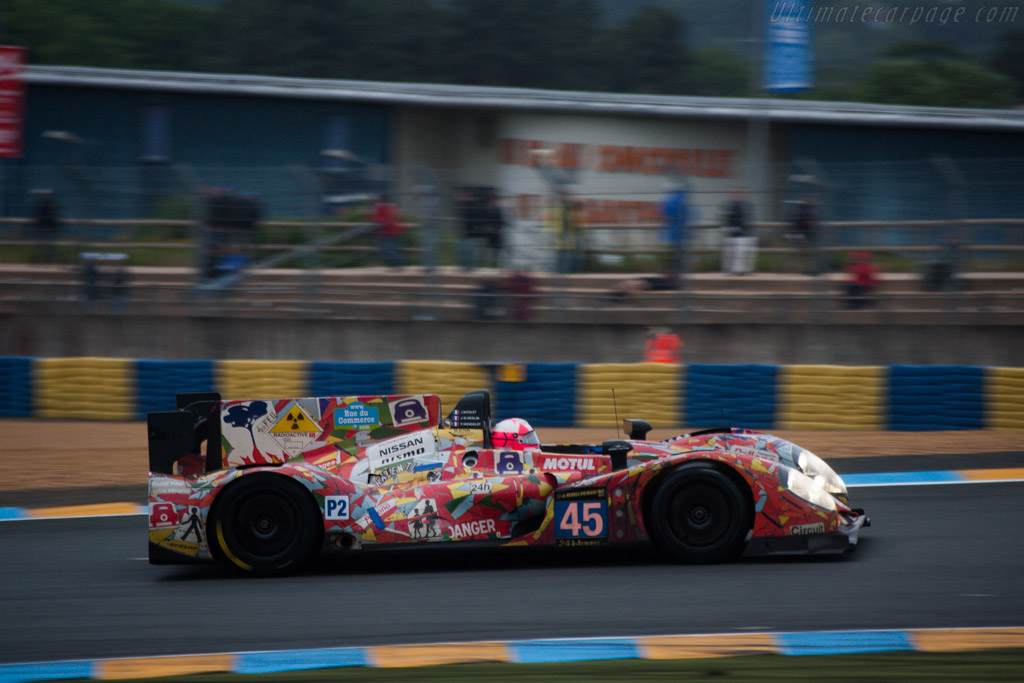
0 46 27 158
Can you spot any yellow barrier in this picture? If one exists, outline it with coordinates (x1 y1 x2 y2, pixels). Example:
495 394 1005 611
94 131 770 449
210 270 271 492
912 627 1024 653
396 361 489 416
34 357 135 420
577 363 682 428
216 360 308 400
97 654 233 680
639 633 776 659
987 367 1024 429
778 365 884 430
366 642 510 668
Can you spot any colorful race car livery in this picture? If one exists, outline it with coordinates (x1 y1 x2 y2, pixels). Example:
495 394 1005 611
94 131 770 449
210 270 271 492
147 390 868 575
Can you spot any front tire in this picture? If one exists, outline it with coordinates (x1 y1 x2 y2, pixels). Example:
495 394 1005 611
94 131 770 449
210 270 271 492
211 474 322 576
647 463 750 564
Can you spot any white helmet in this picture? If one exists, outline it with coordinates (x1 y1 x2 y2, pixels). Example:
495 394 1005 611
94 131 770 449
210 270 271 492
492 417 540 450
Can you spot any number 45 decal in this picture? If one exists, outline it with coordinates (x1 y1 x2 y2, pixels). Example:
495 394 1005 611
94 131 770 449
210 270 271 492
554 500 608 539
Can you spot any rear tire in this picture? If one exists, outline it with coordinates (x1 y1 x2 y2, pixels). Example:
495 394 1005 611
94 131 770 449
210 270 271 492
211 474 322 576
647 463 750 564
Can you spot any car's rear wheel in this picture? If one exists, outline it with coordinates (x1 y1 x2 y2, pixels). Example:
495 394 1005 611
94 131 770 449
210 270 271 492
647 463 750 564
211 474 322 576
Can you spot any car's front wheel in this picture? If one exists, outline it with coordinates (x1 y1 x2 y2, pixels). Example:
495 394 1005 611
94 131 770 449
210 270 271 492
647 463 750 564
210 474 322 576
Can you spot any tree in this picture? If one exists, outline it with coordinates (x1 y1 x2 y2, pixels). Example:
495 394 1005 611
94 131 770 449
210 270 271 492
687 48 748 97
592 6 692 94
442 0 603 90
884 40 967 61
8 0 210 70
855 41 1015 108
990 29 1024 102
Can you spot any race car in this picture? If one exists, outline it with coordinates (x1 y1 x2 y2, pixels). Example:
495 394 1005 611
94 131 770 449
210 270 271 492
147 390 868 576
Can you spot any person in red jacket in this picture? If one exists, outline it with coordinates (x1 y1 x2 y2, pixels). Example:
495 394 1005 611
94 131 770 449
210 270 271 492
372 196 405 268
844 251 879 309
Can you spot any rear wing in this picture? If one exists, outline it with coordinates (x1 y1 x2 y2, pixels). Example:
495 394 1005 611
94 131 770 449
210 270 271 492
147 392 223 475
148 392 443 475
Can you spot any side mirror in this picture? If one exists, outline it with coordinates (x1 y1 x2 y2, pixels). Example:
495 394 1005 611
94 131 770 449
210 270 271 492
623 419 652 441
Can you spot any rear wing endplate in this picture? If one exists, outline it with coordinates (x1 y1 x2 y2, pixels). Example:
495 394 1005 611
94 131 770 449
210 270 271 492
147 392 223 475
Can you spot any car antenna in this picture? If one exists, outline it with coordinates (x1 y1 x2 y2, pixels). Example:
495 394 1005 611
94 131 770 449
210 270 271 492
613 388 621 439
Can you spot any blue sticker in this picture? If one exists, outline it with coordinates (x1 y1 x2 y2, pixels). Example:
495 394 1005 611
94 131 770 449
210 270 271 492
554 500 609 540
367 507 385 531
392 397 428 425
496 451 524 474
336 402 379 427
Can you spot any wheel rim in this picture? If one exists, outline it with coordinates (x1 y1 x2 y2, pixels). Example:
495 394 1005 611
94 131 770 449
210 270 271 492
231 491 300 560
666 482 733 549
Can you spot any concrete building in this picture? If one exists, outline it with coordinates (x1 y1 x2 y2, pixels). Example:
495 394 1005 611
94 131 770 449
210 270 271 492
7 65 1024 233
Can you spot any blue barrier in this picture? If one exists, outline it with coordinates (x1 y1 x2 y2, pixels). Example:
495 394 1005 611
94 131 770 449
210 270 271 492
493 363 578 426
888 365 985 430
135 360 216 418
685 364 777 429
309 362 395 398
0 357 33 417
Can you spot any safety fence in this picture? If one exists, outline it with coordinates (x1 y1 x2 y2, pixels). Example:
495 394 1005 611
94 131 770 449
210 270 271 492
2 357 1022 430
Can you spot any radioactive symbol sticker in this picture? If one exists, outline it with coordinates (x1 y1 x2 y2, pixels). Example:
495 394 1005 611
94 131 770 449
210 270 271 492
271 404 319 433
269 402 323 456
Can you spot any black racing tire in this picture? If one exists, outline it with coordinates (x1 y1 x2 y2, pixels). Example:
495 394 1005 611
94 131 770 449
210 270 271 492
210 474 322 576
647 463 751 564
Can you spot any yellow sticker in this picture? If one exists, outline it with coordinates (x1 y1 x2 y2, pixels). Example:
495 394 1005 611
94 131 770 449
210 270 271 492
270 403 320 434
497 364 526 382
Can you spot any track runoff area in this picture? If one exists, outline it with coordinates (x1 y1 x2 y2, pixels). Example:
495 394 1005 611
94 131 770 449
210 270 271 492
1 468 1022 682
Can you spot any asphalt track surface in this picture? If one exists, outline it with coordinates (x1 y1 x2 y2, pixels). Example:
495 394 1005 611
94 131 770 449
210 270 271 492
2 456 1023 666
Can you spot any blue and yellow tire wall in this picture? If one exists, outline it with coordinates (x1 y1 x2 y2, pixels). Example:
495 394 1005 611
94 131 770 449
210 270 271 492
1 357 1022 430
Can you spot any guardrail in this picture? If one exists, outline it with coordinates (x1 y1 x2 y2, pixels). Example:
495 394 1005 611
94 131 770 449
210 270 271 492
2 267 1022 327
4 217 1024 262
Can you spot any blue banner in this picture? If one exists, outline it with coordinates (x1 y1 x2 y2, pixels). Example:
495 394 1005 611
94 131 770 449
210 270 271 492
764 1 813 92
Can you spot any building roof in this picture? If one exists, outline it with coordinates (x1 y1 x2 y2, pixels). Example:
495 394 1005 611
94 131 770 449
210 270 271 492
26 65 1024 132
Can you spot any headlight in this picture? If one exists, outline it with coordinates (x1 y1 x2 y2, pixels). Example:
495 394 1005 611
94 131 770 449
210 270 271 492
796 449 848 502
780 464 837 511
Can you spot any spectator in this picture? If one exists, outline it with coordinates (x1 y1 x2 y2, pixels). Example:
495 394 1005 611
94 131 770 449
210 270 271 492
844 251 879 309
924 237 961 292
643 327 683 363
720 187 757 275
457 187 486 270
414 183 441 272
372 195 405 268
202 187 232 279
548 191 583 274
235 192 262 256
787 195 821 275
661 184 689 281
32 189 60 262
503 269 536 322
473 276 504 321
481 191 506 268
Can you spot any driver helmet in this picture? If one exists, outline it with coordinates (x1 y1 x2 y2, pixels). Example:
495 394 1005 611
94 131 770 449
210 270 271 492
492 417 540 451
